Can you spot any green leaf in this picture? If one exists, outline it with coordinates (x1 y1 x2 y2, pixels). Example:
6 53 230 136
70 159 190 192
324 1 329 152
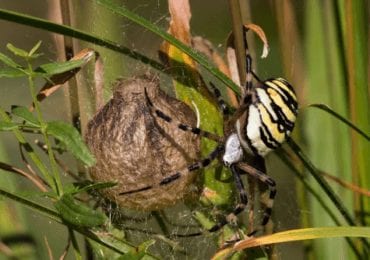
6 43 29 58
46 121 96 166
0 52 22 68
116 240 154 260
11 106 40 126
54 194 107 228
0 68 26 78
28 41 42 56
0 121 19 131
137 239 156 253
72 181 117 195
34 59 85 76
117 251 145 260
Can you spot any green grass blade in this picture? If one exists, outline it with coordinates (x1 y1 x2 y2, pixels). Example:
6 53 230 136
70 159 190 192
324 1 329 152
288 139 370 254
0 51 22 68
0 188 60 221
308 104 369 141
0 8 164 71
343 0 370 229
0 187 151 256
304 0 359 258
277 151 360 256
287 139 356 227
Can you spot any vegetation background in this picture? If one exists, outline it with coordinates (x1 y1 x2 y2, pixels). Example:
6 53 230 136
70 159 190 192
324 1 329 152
0 0 368 259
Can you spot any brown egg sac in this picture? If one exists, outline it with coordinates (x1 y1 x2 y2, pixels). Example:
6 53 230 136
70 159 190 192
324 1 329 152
85 75 200 211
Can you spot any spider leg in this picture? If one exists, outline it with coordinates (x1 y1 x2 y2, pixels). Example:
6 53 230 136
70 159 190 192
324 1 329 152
237 161 276 235
208 164 248 232
144 88 223 143
243 26 253 94
209 82 230 117
119 145 224 195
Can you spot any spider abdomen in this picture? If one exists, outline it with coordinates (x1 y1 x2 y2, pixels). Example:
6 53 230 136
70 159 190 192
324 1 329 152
241 77 298 157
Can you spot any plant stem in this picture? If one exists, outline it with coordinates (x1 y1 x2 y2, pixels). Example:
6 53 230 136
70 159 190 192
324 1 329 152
26 61 63 196
0 107 54 190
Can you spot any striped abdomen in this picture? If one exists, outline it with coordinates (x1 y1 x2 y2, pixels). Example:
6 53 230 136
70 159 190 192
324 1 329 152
238 78 298 157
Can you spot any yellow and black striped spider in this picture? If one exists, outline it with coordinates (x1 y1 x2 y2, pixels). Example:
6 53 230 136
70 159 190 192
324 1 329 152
120 28 299 235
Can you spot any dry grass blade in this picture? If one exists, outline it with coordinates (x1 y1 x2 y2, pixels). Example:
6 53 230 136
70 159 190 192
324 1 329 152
44 236 54 260
160 0 197 75
0 241 13 257
0 161 47 192
226 32 241 86
212 227 370 259
321 171 370 197
59 236 71 260
168 0 191 44
233 227 370 250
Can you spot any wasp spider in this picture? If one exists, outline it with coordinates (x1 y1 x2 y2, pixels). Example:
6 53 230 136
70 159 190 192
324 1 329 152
121 28 299 234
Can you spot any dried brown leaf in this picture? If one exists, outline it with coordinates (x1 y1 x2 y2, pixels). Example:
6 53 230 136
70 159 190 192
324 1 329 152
191 36 238 107
32 48 99 109
0 161 47 192
243 24 269 58
168 0 192 44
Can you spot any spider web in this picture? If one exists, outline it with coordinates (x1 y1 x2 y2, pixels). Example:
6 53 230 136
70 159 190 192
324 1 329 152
77 1 305 259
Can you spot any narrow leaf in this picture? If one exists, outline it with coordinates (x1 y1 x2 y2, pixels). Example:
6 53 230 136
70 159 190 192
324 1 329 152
46 121 96 166
0 188 127 255
11 106 40 126
0 52 22 68
117 251 145 260
6 43 29 58
117 239 155 260
34 59 85 76
29 41 42 56
0 121 19 131
0 68 26 78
